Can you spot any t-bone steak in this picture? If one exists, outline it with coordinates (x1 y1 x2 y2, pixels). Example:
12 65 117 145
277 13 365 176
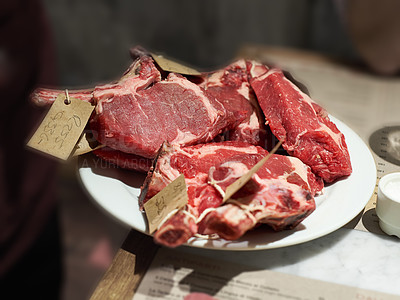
248 61 352 182
141 141 323 247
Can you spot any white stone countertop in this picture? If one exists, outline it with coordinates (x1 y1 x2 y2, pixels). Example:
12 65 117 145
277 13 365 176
179 227 400 296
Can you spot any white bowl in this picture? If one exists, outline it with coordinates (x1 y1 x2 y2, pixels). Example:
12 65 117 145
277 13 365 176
376 172 400 238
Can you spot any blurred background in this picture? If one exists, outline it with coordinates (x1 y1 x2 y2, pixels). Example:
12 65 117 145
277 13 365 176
43 0 358 87
1 0 399 299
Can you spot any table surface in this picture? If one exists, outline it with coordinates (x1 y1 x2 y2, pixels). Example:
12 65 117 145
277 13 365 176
89 46 400 300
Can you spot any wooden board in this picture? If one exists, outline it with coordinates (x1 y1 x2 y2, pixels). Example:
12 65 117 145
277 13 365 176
89 230 159 300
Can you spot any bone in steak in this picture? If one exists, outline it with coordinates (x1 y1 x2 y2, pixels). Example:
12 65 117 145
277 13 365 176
31 55 239 160
30 88 93 107
248 61 352 182
141 141 323 247
90 56 236 158
198 152 323 240
196 59 267 146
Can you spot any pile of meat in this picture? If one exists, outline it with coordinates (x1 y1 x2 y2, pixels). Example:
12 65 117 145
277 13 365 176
31 47 352 247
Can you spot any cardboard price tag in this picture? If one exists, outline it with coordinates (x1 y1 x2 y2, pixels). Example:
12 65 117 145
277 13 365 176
27 93 94 160
72 131 104 156
223 140 283 202
151 53 201 76
144 174 188 234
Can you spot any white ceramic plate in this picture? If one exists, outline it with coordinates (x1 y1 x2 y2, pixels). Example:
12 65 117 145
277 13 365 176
78 116 376 250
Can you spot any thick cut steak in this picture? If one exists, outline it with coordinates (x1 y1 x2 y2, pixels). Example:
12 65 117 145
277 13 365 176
91 56 232 158
198 153 322 240
141 141 323 247
30 55 237 160
248 61 352 182
196 60 266 146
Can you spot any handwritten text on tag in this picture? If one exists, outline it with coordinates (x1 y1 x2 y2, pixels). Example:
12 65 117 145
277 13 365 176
27 93 94 160
144 174 188 234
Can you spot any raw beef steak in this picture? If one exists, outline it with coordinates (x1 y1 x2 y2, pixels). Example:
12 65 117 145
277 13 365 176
90 56 234 158
30 55 238 159
248 61 352 182
196 60 266 146
141 141 323 247
198 153 323 240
